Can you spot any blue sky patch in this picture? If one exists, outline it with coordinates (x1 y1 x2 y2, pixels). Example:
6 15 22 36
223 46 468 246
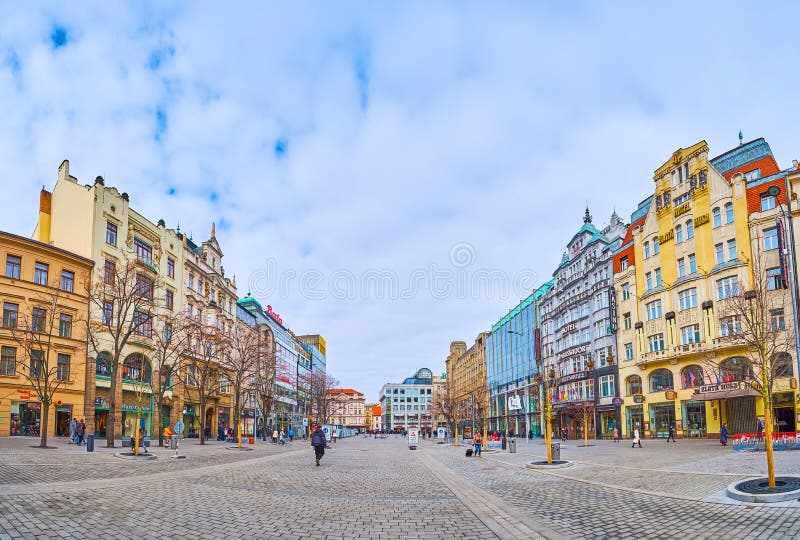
274 138 288 158
154 107 167 141
50 26 68 49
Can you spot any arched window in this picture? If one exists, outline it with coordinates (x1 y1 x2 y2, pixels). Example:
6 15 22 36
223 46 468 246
681 365 703 389
686 219 694 239
626 375 642 396
712 207 721 228
773 352 794 378
719 357 751 382
675 224 683 244
724 202 734 223
649 368 674 392
644 241 651 259
95 352 113 376
122 353 151 383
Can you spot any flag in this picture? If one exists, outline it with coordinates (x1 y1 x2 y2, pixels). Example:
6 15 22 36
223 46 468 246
689 372 696 387
682 374 687 388
727 370 733 383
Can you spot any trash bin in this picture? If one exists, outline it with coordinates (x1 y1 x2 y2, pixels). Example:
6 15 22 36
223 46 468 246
169 435 179 450
551 442 560 461
509 439 517 453
86 434 94 453
501 436 507 450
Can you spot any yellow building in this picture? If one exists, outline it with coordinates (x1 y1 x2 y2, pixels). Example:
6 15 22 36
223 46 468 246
614 138 797 438
0 230 93 438
445 332 489 432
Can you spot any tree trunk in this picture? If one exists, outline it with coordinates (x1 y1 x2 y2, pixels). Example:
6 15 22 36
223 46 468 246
40 402 50 448
765 408 776 488
107 370 118 448
199 395 206 445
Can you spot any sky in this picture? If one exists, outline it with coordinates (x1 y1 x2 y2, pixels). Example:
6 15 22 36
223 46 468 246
2 2 800 401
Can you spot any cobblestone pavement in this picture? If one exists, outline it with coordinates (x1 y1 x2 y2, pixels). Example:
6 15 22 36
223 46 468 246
1 435 800 539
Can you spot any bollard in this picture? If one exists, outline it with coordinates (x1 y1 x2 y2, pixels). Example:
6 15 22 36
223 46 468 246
86 434 94 452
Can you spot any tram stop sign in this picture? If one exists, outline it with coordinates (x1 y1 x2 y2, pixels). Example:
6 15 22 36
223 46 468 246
174 420 185 435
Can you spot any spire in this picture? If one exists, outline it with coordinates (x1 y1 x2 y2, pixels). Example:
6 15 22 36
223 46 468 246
211 221 216 238
739 130 743 145
176 221 181 233
583 205 592 224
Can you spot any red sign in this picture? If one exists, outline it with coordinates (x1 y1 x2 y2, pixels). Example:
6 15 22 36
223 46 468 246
17 389 37 400
266 305 283 325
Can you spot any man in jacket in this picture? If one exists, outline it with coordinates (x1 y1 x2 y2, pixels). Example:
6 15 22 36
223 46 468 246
311 425 326 466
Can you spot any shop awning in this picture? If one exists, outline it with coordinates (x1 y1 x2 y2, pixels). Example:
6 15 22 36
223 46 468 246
692 387 760 401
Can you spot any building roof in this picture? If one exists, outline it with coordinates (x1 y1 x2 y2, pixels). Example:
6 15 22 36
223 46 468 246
710 138 772 174
327 388 364 397
1 230 95 267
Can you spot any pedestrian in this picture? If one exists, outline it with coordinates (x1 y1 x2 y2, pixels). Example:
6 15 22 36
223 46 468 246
288 428 294 442
561 427 568 442
68 417 77 444
310 424 326 466
204 425 211 441
757 417 765 439
632 426 642 448
720 423 729 446
76 419 86 446
272 429 279 444
217 425 224 441
279 430 286 445
472 431 483 458
666 424 676 443
332 430 337 444
612 427 619 443
137 425 148 454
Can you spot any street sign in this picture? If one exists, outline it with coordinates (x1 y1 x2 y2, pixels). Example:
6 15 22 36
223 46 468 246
174 420 185 434
302 418 308 426
408 428 419 449
436 427 446 440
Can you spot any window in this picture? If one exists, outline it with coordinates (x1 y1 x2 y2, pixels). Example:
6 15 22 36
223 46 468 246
678 257 686 278
620 257 629 271
720 357 751 381
712 207 721 228
0 346 15 375
764 228 778 251
728 239 737 261
653 237 660 255
34 262 49 285
32 308 46 333
104 260 116 284
649 368 673 391
621 283 630 300
165 289 174 310
102 300 113 326
134 238 153 265
654 268 662 287
599 375 615 398
715 243 724 264
60 270 75 292
686 219 694 239
644 241 650 259
767 267 783 290
648 333 665 352
681 324 701 344
5 255 20 279
681 365 703 389
188 274 194 290
720 315 742 337
717 276 739 300
623 312 631 330
57 354 70 381
675 225 683 244
678 288 697 311
625 342 633 360
773 353 793 378
688 254 697 273
136 273 154 299
645 272 653 291
30 350 43 378
771 309 786 331
626 375 642 395
164 323 173 343
186 366 198 386
646 300 662 320
167 257 175 278
122 353 151 383
106 221 118 246
133 311 152 338
724 202 734 224
219 374 230 393
744 169 761 182
58 314 72 338
761 193 776 211
3 302 18 328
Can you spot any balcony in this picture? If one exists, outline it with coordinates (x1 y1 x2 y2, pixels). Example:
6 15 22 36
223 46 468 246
136 256 159 274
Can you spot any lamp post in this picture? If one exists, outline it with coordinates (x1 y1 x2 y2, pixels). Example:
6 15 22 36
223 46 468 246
771 184 800 374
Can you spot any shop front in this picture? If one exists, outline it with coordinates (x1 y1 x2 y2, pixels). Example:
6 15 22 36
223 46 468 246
597 404 619 440
681 400 707 438
772 392 797 433
94 393 110 438
217 407 230 433
10 401 41 436
121 403 152 439
242 409 254 436
55 404 73 437
183 403 200 438
692 382 759 435
625 404 644 438
648 401 676 439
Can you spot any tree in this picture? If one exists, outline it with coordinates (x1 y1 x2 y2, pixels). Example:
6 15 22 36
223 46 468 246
715 252 795 489
307 371 340 427
534 365 557 463
86 254 160 448
432 378 463 443
567 399 595 448
7 287 84 448
255 325 277 441
183 319 225 444
148 309 191 446
221 321 259 447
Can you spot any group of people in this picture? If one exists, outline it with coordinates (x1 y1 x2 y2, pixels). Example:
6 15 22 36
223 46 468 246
271 429 294 444
67 418 87 446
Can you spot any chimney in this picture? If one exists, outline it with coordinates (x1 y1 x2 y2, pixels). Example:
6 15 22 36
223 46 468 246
57 160 77 183
38 188 52 243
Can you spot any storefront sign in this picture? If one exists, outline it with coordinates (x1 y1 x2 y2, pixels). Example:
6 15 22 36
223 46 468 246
772 392 794 406
94 397 108 407
633 394 645 404
674 202 691 218
698 382 743 394
609 289 618 334
266 305 283 325
665 390 677 400
16 389 37 399
612 397 623 406
560 371 589 384
694 214 709 227
507 395 523 411
122 403 150 412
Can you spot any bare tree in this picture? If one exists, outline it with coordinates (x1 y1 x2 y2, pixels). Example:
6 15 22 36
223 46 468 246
183 319 225 444
149 309 191 446
221 321 259 447
567 399 595 447
7 287 84 448
432 378 462 441
715 251 795 488
307 371 340 427
86 254 159 448
255 326 277 441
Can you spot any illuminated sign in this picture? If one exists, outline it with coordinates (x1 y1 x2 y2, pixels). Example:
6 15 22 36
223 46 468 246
266 305 283 325
674 202 691 218
694 214 709 227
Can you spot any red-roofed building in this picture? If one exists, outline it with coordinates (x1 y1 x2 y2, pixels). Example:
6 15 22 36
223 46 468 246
326 389 366 432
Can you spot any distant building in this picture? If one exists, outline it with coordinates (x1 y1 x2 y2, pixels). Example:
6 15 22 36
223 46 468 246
379 368 436 434
327 388 365 432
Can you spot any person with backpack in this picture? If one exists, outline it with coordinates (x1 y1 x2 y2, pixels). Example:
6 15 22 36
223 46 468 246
310 425 326 466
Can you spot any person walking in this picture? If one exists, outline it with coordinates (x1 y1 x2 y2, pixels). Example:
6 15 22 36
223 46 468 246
279 430 286 445
288 428 294 442
332 430 338 444
757 417 765 439
68 417 77 444
472 431 483 458
612 427 619 443
666 424 676 443
632 427 642 448
311 424 326 466
272 429 278 444
720 423 729 446
76 419 86 446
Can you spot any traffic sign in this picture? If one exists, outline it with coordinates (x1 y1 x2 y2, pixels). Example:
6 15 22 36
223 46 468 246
174 420 185 434
302 418 308 426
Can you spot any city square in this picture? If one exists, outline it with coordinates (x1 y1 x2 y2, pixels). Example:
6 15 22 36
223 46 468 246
1 435 799 539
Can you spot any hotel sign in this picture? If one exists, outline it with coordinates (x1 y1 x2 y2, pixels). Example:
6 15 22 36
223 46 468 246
559 371 589 384
658 229 674 244
674 202 691 218
694 214 709 227
562 322 577 335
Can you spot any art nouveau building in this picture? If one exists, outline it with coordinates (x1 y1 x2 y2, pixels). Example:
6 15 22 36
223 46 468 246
446 332 489 435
